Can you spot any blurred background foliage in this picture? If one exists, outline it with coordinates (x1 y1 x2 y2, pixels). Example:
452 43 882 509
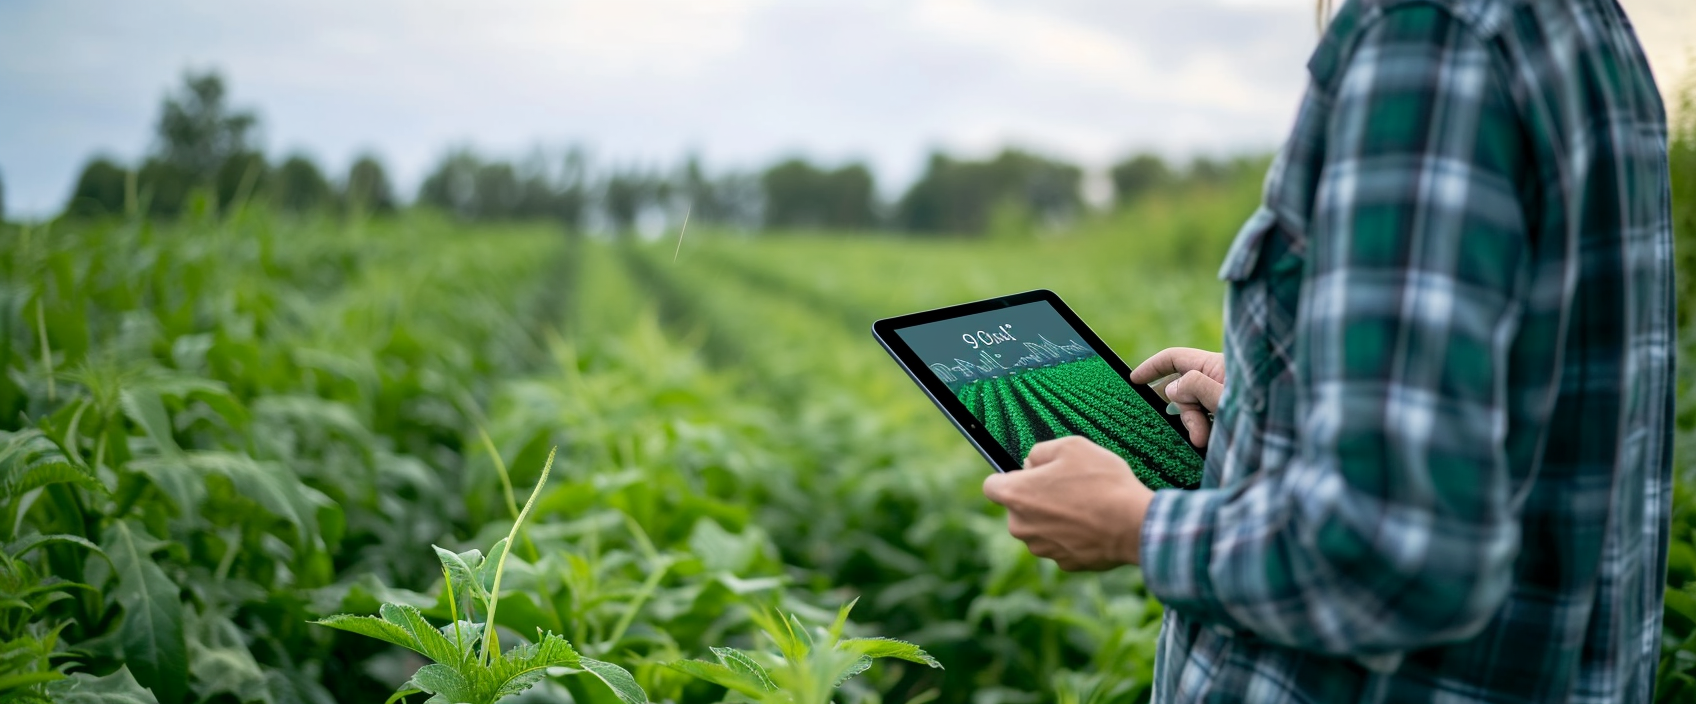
2 61 1693 704
61 72 1260 238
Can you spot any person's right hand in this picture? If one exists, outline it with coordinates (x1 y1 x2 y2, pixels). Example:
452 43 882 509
1131 348 1225 449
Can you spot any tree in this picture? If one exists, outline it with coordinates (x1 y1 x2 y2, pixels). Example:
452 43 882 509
760 159 877 231
65 158 130 217
602 170 653 235
272 155 332 213
419 149 481 218
155 71 258 185
215 151 269 212
136 158 192 217
471 161 521 219
1109 154 1172 206
344 155 396 215
896 149 1082 236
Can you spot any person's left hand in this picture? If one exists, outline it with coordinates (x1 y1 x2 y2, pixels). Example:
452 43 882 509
982 436 1157 571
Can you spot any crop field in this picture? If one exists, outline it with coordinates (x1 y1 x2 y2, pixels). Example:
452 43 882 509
3 114 1696 704
955 356 1203 490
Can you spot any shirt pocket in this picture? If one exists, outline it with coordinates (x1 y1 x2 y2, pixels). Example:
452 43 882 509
1216 206 1289 419
1218 206 1277 282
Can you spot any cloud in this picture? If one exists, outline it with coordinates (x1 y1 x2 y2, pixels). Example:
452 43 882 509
1 0 1686 217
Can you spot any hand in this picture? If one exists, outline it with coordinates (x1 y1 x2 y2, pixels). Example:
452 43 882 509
1131 347 1225 449
982 436 1157 570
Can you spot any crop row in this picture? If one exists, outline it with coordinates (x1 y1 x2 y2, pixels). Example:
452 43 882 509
955 357 1201 490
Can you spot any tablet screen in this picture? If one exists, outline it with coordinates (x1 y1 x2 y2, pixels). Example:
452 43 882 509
893 300 1204 489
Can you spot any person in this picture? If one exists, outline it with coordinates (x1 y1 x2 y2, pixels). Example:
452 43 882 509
981 0 1675 700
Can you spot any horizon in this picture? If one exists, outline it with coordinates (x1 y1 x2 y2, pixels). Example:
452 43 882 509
2 0 1690 219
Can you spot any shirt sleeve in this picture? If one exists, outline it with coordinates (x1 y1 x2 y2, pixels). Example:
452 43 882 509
1139 3 1530 656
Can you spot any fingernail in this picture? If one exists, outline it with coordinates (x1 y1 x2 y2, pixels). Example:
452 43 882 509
1166 402 1180 415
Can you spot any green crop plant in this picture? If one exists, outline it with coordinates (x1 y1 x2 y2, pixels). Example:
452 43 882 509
315 448 647 704
666 600 941 704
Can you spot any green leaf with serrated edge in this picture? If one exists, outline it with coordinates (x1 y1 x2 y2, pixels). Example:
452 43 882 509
577 657 649 704
103 521 187 704
7 533 104 560
0 429 101 498
408 664 474 702
312 614 420 655
666 660 773 698
832 657 873 687
710 648 776 691
384 687 422 704
828 598 858 645
836 638 942 668
381 603 463 668
42 665 160 704
486 634 580 696
439 621 483 658
8 462 102 498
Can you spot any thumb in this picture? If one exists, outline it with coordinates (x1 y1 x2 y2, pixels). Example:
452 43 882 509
983 471 1017 506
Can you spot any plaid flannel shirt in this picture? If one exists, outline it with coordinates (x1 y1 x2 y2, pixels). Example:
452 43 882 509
1138 0 1674 701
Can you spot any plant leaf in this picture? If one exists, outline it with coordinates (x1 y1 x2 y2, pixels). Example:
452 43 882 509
709 647 775 692
576 657 649 704
836 638 942 669
312 614 420 655
384 687 423 704
0 429 102 499
832 656 873 687
788 613 814 654
487 633 581 698
103 521 188 704
6 533 105 560
381 603 463 668
120 389 182 455
474 538 508 595
828 598 858 645
0 671 66 692
666 660 773 699
408 664 474 703
42 665 160 704
186 452 326 544
432 546 485 611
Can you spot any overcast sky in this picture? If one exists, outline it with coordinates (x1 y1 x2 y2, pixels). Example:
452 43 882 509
1 0 1689 217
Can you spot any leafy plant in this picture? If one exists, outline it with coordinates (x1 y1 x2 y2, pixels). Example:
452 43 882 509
665 600 941 704
315 449 648 704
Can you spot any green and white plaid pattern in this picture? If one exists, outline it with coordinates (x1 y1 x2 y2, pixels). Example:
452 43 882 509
1138 0 1674 700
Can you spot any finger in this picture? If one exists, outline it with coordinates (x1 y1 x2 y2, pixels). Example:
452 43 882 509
1180 407 1212 449
983 472 1016 506
1023 536 1059 558
1007 516 1037 542
1130 347 1218 384
1166 370 1224 412
1025 435 1088 468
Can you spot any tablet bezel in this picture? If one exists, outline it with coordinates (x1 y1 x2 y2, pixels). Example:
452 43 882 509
871 289 1203 473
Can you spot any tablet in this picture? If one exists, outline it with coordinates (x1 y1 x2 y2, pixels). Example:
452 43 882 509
872 289 1203 490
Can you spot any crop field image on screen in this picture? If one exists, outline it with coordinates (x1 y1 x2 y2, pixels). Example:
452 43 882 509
895 302 1202 489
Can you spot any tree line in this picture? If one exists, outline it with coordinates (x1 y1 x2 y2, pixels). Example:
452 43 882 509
60 71 1263 236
